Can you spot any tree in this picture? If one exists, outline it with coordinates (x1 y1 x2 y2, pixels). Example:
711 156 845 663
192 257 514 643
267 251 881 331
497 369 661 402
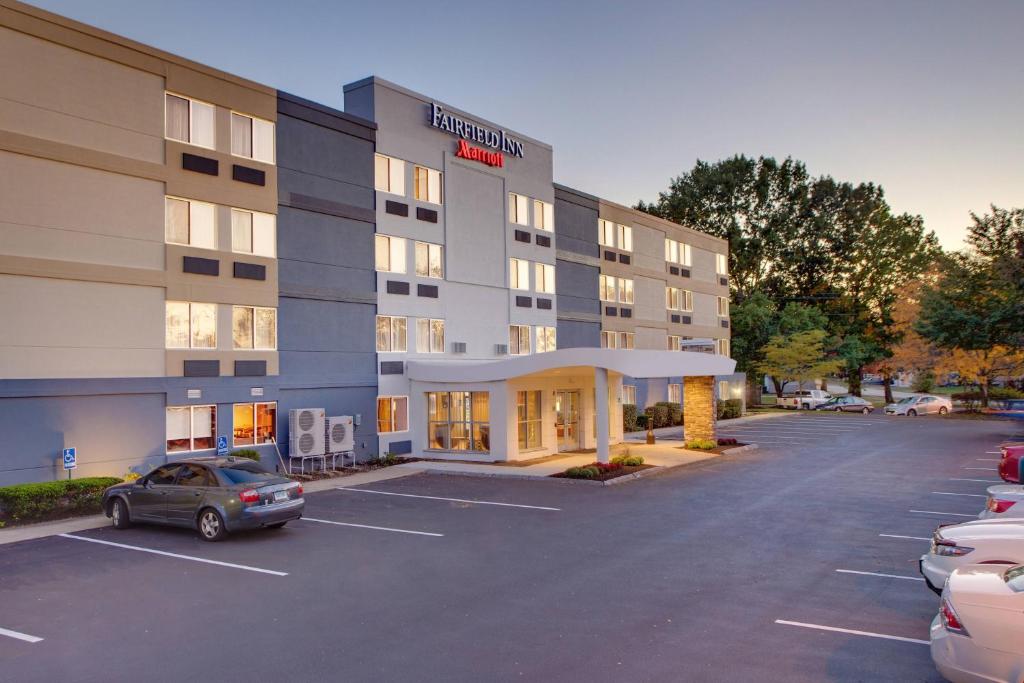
757 329 843 397
937 347 1024 406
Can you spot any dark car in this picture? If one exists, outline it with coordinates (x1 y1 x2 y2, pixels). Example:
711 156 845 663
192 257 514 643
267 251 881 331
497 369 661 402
102 457 304 541
813 395 874 414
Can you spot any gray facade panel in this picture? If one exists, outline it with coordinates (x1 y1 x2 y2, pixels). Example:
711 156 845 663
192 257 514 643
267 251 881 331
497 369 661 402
276 114 375 200
556 259 600 305
278 386 379 461
557 320 601 349
554 190 600 258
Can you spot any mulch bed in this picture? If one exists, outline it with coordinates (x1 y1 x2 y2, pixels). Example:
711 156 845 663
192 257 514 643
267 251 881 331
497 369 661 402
550 464 655 481
286 458 421 481
675 443 748 455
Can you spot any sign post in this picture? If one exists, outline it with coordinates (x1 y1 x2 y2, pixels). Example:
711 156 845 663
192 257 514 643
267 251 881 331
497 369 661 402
62 447 77 479
216 435 229 457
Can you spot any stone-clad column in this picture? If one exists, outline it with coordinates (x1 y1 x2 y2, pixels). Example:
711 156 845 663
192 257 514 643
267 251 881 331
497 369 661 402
683 376 716 443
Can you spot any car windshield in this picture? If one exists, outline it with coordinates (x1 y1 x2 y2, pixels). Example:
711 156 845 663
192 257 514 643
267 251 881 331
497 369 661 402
897 397 915 404
1004 566 1024 592
217 464 279 485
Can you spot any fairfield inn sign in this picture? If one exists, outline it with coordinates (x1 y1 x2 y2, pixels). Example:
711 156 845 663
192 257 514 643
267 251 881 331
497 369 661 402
429 103 525 160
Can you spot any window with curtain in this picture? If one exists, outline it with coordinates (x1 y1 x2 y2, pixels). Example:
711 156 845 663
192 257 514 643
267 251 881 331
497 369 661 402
230 209 276 257
619 332 635 349
166 405 216 452
416 318 445 354
535 263 555 294
668 384 682 404
517 391 542 449
509 193 529 225
716 253 728 275
622 385 637 405
510 258 530 290
165 93 214 149
618 278 634 304
535 326 556 353
718 297 730 316
427 391 489 452
165 197 215 249
374 154 405 194
617 224 633 252
668 335 681 351
414 165 443 204
533 200 554 231
509 325 531 355
376 316 407 352
377 396 408 433
375 235 406 273
231 112 275 164
601 330 618 349
599 274 616 302
415 242 443 278
166 302 216 349
598 219 615 247
232 307 276 350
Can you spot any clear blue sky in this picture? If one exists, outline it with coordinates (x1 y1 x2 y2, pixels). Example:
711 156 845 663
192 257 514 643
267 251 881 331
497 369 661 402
28 0 1024 249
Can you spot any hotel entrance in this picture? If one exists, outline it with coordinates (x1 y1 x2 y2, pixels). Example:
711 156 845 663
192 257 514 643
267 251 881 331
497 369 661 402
554 390 580 452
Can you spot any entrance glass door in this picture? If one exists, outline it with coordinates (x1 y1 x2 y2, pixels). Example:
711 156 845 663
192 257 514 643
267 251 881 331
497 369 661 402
554 390 580 452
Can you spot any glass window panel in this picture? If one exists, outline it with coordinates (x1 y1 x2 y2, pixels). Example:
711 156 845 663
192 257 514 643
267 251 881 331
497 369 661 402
428 169 442 204
391 317 407 352
252 212 276 257
374 155 389 191
429 421 449 449
376 316 390 352
233 404 254 446
393 397 408 431
547 327 556 351
414 167 427 201
190 303 217 349
544 202 554 231
533 200 543 228
375 235 390 272
253 118 275 164
389 158 405 195
255 403 276 444
231 113 252 157
416 318 429 354
165 94 189 142
233 306 253 349
166 407 191 452
431 319 444 353
190 100 215 149
415 242 428 277
192 406 215 450
165 197 189 245
232 210 253 254
165 302 189 348
390 237 406 274
377 398 392 432
682 243 692 266
429 244 442 278
255 308 276 350
189 201 216 249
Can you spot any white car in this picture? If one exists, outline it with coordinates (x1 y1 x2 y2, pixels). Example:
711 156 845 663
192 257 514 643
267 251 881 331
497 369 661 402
930 564 1024 683
884 394 953 416
979 485 1024 520
779 390 832 410
920 520 1024 593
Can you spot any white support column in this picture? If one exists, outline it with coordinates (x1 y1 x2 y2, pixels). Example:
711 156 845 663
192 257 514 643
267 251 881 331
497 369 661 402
595 367 609 464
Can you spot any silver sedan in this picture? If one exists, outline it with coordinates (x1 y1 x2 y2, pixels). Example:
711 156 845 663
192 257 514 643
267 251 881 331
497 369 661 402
885 394 953 416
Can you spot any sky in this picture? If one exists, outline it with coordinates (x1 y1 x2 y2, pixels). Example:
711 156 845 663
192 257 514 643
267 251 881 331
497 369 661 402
27 0 1024 250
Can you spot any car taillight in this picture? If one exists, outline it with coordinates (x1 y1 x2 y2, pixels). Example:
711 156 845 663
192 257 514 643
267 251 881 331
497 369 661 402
294 484 303 497
239 489 260 503
987 497 1017 513
933 539 974 557
940 598 969 635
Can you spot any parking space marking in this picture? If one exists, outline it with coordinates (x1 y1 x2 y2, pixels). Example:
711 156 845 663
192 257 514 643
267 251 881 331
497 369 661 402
774 620 929 646
986 451 1002 454
879 534 930 541
949 478 1001 483
337 488 560 511
976 458 999 461
835 569 925 582
0 627 43 644
301 518 443 537
58 534 288 576
909 510 976 518
963 467 997 471
931 491 987 498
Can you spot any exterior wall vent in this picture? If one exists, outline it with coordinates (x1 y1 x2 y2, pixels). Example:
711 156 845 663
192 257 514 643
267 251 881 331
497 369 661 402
494 344 508 355
451 341 467 353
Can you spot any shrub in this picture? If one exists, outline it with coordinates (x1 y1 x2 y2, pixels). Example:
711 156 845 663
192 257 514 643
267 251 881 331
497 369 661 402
656 401 683 426
912 372 935 393
717 398 743 420
717 438 738 446
651 404 670 429
0 477 123 525
952 387 1024 411
623 403 639 432
612 454 645 466
230 449 261 461
635 414 649 430
685 439 717 450
565 466 600 479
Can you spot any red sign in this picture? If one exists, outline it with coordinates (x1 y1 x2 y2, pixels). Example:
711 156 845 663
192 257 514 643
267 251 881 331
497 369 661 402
455 139 504 168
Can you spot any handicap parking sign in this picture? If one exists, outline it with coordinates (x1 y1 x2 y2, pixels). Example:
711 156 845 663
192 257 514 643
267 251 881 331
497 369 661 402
216 435 229 456
62 447 77 470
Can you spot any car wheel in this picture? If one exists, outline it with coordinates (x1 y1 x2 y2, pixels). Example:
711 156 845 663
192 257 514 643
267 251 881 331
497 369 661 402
267 522 287 530
834 407 843 412
938 406 948 415
110 498 131 530
198 508 227 542
908 409 917 417
802 403 810 410
862 407 871 415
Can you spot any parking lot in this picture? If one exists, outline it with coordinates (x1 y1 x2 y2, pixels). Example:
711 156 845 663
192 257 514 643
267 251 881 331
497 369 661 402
1 412 1020 682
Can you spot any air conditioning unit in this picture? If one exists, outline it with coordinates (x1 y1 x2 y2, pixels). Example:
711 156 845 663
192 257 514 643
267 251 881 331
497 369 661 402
327 415 354 452
289 408 325 456
451 341 467 353
494 344 508 355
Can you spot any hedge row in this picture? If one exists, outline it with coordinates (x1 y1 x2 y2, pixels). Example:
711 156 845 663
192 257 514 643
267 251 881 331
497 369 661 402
0 477 122 526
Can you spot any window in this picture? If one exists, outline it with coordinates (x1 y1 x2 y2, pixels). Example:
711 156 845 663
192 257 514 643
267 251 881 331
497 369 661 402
598 219 615 247
535 326 556 353
619 332 635 349
618 278 634 305
668 384 682 404
165 197 216 249
147 465 180 486
533 200 554 231
166 405 216 453
509 325 531 355
618 224 633 252
414 165 443 204
415 242 443 278
717 338 730 357
622 385 637 405
377 396 409 433
416 318 445 354
230 112 275 164
232 306 277 350
718 297 730 316
510 258 530 290
177 463 215 487
375 235 407 273
517 390 542 449
682 290 694 312
233 402 277 446
166 302 216 349
231 209 275 257
668 335 681 351
666 287 692 311
535 263 555 294
716 253 728 275
376 316 408 352
375 154 405 195
719 380 730 398
665 239 692 266
164 93 214 149
427 391 489 452
601 330 618 349
509 193 529 225
599 274 617 302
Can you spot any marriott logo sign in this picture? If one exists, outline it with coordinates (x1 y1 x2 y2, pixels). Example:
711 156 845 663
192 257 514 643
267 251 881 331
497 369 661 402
429 103 525 159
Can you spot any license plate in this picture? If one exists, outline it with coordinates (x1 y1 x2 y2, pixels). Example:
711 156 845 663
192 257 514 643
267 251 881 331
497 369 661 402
273 490 288 503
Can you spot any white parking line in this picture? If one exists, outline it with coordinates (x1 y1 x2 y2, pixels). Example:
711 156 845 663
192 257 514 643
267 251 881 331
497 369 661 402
879 534 930 541
58 533 288 576
976 458 999 462
835 569 925 582
963 467 997 471
0 627 43 644
949 478 1001 483
931 491 987 498
337 488 560 511
909 510 976 518
775 620 929 646
986 451 1002 454
302 518 443 537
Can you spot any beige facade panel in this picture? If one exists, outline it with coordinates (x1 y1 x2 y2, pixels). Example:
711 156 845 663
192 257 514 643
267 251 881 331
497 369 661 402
0 151 164 269
165 245 278 308
632 274 666 323
630 223 664 273
0 274 164 378
164 141 278 215
164 350 278 378
635 326 667 351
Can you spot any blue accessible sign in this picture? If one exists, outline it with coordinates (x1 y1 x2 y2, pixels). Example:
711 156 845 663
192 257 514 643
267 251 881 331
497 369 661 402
62 447 77 471
216 436 229 457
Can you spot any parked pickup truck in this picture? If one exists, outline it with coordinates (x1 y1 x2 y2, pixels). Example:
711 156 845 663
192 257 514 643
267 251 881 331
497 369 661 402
779 390 833 410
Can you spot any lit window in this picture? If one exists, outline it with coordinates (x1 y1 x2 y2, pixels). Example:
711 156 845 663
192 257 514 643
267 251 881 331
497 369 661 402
717 338 730 357
416 318 445 354
598 219 615 248
535 263 555 294
166 302 216 349
719 380 730 398
377 396 409 433
665 239 692 266
232 306 277 350
600 274 617 302
601 330 618 349
376 316 408 352
509 193 530 226
619 332 635 349
230 208 275 257
533 200 554 231
164 93 214 149
427 391 489 451
232 402 277 446
415 242 444 279
165 197 215 249
509 325 531 355
230 112 275 164
414 165 443 204
375 235 407 273
622 385 636 405
618 278 634 305
517 390 542 449
682 290 694 312
716 253 728 275
618 224 633 252
166 405 216 453
375 154 405 195
510 258 530 290
666 286 680 311
667 335 681 351
668 384 682 404
535 326 556 353
718 297 730 316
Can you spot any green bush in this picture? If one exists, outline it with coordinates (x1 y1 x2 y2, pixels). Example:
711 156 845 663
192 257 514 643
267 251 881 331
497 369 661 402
717 398 743 420
635 413 649 429
656 401 682 426
685 439 717 450
623 403 639 432
611 454 645 466
952 387 1024 411
565 466 600 479
230 449 261 461
0 477 123 525
912 372 935 393
651 404 670 429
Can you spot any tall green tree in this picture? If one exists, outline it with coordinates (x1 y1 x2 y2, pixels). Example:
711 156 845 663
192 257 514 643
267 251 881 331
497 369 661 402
757 329 843 396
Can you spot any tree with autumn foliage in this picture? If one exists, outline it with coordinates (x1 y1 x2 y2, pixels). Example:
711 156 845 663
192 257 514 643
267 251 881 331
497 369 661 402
756 329 843 397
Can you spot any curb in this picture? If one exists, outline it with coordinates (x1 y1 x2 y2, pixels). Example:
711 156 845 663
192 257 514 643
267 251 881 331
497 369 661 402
721 444 760 455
